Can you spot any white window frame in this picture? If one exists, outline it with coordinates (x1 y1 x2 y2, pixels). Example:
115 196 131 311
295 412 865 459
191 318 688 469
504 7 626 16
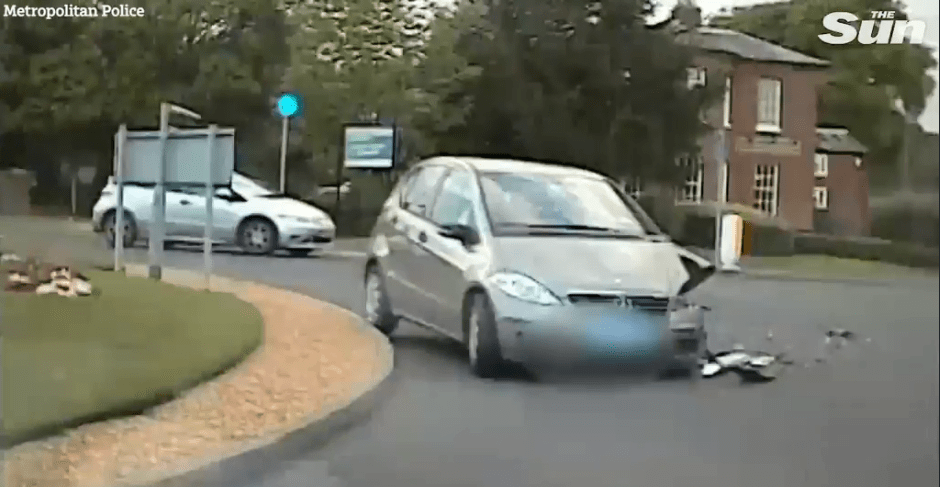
756 77 782 133
723 76 733 128
813 186 829 210
753 164 780 216
814 153 828 177
687 67 707 90
621 176 643 199
676 156 704 204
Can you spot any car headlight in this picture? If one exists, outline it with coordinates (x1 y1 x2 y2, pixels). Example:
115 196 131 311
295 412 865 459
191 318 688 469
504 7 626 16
488 271 561 306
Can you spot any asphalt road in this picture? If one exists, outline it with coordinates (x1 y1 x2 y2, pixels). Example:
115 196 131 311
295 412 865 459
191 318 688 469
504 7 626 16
123 246 939 487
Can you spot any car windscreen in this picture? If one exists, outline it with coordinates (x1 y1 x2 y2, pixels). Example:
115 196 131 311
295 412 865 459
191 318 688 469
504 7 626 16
479 171 655 237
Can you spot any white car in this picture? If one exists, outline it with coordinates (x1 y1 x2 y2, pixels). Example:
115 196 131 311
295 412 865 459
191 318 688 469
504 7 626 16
92 173 336 256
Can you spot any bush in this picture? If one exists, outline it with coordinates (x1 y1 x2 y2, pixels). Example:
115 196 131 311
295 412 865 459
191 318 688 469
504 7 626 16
869 193 939 248
793 233 939 269
663 202 795 255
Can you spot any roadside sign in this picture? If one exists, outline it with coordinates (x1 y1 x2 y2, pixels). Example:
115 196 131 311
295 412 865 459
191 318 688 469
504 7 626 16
77 166 96 185
343 125 396 170
118 128 236 186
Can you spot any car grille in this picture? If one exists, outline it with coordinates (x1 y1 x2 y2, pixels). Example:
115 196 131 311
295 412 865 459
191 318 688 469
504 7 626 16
567 294 670 313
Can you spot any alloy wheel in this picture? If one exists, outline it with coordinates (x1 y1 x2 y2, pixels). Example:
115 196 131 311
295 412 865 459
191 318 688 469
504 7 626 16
365 272 382 324
468 301 481 365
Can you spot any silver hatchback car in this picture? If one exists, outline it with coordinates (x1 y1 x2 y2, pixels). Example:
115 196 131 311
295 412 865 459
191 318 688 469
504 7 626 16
363 157 716 378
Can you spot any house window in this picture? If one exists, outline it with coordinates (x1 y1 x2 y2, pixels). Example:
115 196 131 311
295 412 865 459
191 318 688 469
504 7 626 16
676 156 704 204
753 164 780 215
814 153 828 177
687 67 706 89
622 176 643 199
756 77 782 133
813 186 829 210
723 76 733 128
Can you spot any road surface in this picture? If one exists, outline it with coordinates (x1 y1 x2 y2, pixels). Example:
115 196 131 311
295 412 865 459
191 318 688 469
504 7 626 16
123 246 939 487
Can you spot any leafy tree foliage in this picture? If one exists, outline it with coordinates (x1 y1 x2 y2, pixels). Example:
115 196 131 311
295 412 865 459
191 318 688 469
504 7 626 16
286 0 481 183
1 0 290 203
711 0 937 169
438 0 721 183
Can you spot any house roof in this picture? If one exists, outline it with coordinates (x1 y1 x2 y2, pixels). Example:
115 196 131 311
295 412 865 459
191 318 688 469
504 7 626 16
676 27 830 67
816 127 868 154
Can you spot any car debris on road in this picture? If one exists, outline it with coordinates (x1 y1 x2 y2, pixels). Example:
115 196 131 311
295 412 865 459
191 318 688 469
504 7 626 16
699 345 785 382
699 327 868 382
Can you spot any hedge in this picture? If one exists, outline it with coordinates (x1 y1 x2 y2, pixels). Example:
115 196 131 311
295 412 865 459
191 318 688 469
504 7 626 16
793 233 939 269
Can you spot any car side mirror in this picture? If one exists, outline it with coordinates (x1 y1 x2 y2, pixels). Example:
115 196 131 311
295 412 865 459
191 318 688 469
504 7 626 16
439 224 480 247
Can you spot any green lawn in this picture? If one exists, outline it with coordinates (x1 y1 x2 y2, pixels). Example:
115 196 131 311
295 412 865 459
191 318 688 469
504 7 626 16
0 216 111 268
1 270 263 445
743 255 938 280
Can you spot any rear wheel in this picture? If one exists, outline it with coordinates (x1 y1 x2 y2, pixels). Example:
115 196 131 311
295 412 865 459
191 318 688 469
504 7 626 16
364 264 399 335
238 218 278 255
102 210 137 249
465 292 505 379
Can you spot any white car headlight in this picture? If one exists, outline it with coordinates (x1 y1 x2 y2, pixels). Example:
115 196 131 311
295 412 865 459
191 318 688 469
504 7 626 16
488 271 560 306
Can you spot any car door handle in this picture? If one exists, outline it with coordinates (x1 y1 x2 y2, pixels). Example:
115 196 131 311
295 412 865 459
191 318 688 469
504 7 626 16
180 200 191 205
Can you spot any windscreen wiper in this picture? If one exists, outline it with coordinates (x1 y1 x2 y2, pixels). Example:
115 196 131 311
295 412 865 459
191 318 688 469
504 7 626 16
509 223 645 237
522 223 625 231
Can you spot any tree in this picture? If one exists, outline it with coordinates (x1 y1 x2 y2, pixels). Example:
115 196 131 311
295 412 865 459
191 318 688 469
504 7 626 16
711 0 937 173
0 0 290 203
286 0 480 184
438 0 721 184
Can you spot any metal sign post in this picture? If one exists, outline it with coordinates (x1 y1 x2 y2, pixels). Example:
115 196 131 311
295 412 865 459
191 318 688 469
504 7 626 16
276 93 301 193
279 117 289 193
114 124 127 272
149 103 202 280
203 125 217 290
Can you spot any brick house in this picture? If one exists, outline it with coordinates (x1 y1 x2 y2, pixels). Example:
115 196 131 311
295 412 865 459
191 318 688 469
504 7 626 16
646 5 872 234
813 127 870 236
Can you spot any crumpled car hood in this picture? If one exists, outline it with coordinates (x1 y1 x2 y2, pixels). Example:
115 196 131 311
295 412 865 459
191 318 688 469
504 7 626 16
493 236 715 296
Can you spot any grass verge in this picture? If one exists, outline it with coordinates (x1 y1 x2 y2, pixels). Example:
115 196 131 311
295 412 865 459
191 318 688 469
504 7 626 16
1 270 263 446
742 254 939 280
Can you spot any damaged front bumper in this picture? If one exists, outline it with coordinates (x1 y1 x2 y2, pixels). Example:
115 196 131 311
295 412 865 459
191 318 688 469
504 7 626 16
492 292 707 372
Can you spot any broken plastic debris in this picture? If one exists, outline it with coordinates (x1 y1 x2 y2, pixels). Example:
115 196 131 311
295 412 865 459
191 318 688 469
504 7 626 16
701 349 784 383
701 362 722 377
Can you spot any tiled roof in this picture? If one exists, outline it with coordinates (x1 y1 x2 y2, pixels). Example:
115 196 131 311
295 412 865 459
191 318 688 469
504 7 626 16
816 127 868 154
677 27 830 67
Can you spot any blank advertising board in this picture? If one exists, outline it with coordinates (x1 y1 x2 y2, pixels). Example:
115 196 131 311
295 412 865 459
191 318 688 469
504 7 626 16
117 128 236 186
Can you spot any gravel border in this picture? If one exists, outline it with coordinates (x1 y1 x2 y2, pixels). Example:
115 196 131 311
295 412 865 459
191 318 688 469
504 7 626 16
108 267 395 487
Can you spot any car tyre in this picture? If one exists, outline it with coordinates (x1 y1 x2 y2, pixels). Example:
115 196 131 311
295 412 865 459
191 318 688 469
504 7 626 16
238 217 278 255
465 292 505 379
102 210 137 249
364 264 399 335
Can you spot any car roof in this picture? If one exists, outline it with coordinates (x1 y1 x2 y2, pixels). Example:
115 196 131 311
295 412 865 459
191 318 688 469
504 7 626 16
428 156 605 180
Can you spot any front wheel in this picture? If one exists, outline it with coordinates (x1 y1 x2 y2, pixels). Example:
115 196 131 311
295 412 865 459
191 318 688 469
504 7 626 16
238 218 278 255
102 211 137 249
364 264 399 335
465 292 505 379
